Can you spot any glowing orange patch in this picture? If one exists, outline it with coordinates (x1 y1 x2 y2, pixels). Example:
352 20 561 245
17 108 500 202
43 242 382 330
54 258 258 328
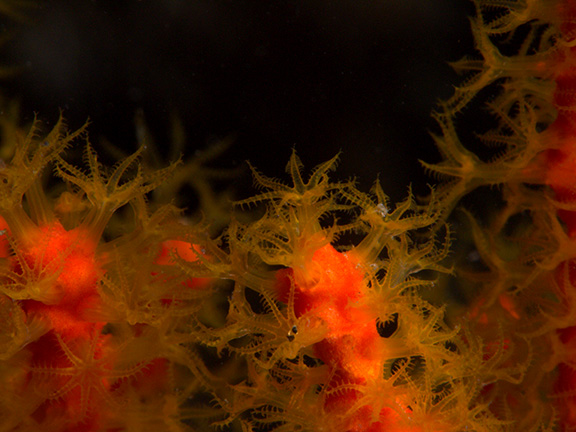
19 222 102 338
155 240 210 290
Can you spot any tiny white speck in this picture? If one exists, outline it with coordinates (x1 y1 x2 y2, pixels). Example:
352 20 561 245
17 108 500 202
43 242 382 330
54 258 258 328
376 203 388 217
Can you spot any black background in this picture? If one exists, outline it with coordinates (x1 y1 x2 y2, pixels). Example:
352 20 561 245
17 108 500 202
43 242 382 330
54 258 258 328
1 0 474 203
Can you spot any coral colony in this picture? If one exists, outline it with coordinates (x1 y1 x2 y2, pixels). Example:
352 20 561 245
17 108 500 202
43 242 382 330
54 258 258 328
5 1 576 431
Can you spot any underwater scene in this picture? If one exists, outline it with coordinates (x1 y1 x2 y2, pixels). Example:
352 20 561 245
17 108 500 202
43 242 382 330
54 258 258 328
1 0 576 431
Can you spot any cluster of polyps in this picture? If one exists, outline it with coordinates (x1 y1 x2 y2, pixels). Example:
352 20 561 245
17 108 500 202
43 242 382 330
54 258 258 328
11 1 576 430
0 120 214 431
